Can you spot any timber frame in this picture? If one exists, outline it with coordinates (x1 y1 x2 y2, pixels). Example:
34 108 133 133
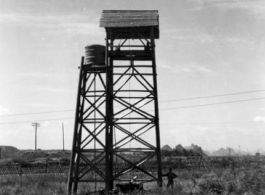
68 10 162 195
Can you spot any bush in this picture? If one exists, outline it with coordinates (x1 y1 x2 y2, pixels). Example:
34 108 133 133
1 160 265 195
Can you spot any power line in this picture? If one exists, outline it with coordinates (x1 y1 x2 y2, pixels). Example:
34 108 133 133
0 68 75 104
160 121 262 125
160 89 265 103
1 85 265 107
0 65 66 89
160 97 265 110
0 117 73 125
0 109 74 117
1 97 265 125
0 82 73 104
0 91 44 104
1 96 265 118
0 117 263 126
1 77 264 105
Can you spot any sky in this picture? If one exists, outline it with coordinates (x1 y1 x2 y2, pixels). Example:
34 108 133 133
0 0 265 152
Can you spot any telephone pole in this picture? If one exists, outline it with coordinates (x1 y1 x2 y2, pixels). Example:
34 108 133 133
32 123 40 151
62 123 65 152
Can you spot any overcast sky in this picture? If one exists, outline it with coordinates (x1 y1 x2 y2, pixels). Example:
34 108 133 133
0 0 265 152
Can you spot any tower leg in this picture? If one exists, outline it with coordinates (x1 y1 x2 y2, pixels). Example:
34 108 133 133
151 26 163 187
68 57 84 195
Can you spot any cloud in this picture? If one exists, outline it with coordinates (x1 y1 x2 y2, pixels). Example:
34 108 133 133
37 86 75 93
0 12 103 37
214 0 265 17
162 63 214 74
55 22 103 36
163 28 214 44
42 121 51 127
162 64 192 73
0 105 12 115
24 103 69 108
189 0 265 18
195 65 214 74
254 116 265 123
162 26 253 47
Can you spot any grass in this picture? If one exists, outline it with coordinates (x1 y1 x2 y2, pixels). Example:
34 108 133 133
0 175 68 195
0 174 102 195
143 166 265 195
1 163 265 194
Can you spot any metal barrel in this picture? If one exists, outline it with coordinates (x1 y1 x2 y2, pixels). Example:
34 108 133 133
85 44 105 65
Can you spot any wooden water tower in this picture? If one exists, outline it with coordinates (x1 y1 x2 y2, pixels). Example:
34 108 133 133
68 10 162 195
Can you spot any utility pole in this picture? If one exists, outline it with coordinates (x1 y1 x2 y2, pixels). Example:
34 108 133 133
62 123 65 152
32 123 40 151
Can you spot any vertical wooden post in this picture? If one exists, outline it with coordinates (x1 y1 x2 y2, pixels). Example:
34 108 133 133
109 37 114 191
105 29 111 194
73 63 86 193
68 57 84 195
32 123 40 151
62 123 65 152
150 26 162 187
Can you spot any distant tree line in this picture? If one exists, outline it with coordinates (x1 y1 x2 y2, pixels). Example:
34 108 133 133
161 149 203 157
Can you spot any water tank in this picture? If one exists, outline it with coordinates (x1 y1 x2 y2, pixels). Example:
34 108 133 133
85 44 105 65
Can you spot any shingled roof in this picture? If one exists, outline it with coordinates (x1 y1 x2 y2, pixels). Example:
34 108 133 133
100 10 159 28
100 10 159 39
